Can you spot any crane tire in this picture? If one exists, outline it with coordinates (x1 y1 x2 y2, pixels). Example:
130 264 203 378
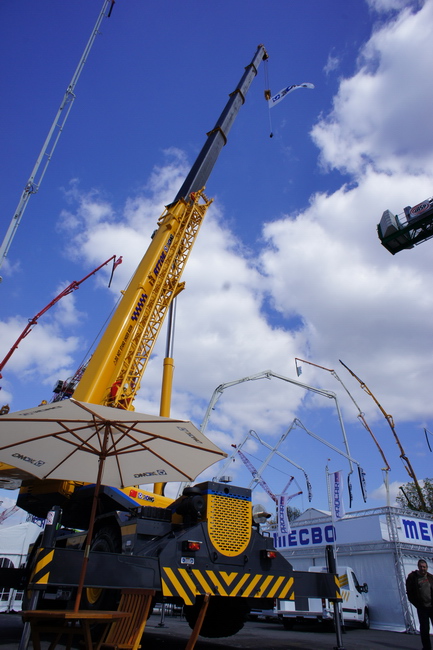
282 618 295 630
184 597 250 638
81 526 121 612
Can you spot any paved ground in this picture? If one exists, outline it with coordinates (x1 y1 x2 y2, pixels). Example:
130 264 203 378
0 611 424 650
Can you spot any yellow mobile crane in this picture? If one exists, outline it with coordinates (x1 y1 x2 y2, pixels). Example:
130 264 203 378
1 46 339 639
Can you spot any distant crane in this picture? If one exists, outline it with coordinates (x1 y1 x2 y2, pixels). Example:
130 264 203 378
0 256 121 381
233 445 302 505
0 0 115 281
295 356 388 502
214 425 313 502
0 503 20 524
200 369 360 505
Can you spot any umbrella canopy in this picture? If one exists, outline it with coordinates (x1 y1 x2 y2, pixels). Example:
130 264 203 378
0 399 226 486
0 399 227 611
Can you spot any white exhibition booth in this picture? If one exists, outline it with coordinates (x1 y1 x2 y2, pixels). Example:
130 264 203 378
273 506 433 632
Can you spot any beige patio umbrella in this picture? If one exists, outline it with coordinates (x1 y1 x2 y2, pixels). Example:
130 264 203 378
0 398 227 610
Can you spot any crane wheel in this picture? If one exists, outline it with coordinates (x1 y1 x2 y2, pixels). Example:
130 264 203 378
184 596 250 637
81 526 121 611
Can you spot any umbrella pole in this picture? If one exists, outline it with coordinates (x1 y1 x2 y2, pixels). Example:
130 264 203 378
73 428 108 612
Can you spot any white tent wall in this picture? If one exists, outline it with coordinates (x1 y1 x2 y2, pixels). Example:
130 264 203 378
282 544 406 631
326 549 404 631
273 506 433 633
0 521 42 612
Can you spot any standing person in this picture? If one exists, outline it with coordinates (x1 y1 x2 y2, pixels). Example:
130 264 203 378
406 559 433 650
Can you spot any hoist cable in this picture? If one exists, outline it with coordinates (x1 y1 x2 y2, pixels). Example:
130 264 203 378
263 58 274 137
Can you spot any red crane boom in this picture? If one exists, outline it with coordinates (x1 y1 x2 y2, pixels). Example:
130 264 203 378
0 256 121 379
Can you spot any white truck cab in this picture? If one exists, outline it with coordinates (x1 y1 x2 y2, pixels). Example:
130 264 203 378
277 566 369 629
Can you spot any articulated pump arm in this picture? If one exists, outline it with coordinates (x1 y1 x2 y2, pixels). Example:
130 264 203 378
339 359 427 511
74 45 268 409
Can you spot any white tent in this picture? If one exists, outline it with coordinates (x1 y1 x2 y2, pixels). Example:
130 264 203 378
0 520 43 612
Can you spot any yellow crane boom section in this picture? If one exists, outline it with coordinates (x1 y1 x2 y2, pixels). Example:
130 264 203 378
74 190 212 409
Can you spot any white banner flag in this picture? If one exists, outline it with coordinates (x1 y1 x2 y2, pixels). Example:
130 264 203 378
268 82 314 108
331 471 345 519
277 494 291 535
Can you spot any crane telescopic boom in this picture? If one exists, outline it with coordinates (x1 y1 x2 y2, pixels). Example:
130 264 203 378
74 44 269 409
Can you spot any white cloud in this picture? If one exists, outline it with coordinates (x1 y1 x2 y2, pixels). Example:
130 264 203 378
366 0 422 13
369 479 402 505
312 1 433 176
324 53 340 76
0 298 82 410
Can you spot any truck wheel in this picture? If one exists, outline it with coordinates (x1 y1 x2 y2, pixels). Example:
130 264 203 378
81 526 121 611
184 597 250 637
362 608 370 629
322 619 336 632
282 618 295 630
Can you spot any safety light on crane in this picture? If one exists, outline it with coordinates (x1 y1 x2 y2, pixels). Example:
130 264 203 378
261 550 278 560
252 504 272 525
182 540 202 553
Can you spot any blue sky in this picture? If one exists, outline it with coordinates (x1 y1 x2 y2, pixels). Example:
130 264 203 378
1 0 433 522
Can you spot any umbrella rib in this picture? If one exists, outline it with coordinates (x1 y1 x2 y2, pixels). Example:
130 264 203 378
104 426 213 483
101 423 226 456
42 424 107 479
107 425 126 488
0 423 103 453
103 427 195 484
55 421 106 455
144 447 195 481
103 435 226 457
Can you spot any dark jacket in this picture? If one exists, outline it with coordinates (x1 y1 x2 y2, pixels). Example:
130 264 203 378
406 570 433 609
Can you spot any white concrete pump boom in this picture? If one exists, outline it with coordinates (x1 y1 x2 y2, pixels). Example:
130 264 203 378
0 0 115 281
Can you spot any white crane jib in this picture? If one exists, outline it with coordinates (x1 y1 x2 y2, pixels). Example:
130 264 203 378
0 0 115 281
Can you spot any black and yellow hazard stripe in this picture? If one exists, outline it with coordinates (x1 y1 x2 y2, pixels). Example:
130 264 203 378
161 567 295 606
338 572 348 588
334 573 342 600
30 547 55 586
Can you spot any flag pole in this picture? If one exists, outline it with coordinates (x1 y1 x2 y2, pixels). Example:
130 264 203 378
326 463 346 648
325 463 339 561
